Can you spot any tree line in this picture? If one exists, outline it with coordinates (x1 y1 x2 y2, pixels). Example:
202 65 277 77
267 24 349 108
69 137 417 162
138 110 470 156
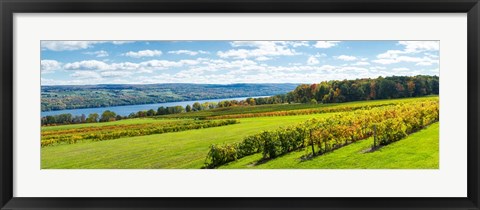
41 110 121 126
289 75 438 104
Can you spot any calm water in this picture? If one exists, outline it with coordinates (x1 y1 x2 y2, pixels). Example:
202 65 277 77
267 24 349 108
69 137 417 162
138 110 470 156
41 96 270 117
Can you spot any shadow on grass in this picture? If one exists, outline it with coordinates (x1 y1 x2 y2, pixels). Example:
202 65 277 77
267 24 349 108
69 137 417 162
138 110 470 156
361 145 384 154
298 151 330 162
250 150 302 166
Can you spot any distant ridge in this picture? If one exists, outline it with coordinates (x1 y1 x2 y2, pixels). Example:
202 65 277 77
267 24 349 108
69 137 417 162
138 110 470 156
41 83 299 111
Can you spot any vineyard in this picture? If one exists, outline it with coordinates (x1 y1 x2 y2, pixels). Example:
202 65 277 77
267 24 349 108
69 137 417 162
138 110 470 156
204 99 438 168
41 119 238 147
41 96 439 169
155 96 432 119
204 103 395 120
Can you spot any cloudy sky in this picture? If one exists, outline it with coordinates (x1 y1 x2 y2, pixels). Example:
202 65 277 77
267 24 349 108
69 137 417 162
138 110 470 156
41 40 439 85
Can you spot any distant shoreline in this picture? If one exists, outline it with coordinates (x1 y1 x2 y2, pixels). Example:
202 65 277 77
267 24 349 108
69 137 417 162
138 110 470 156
41 95 273 117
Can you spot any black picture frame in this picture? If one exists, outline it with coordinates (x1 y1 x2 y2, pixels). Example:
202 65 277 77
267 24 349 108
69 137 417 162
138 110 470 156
1 0 479 209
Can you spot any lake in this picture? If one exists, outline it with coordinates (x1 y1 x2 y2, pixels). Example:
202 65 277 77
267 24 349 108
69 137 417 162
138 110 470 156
41 96 270 117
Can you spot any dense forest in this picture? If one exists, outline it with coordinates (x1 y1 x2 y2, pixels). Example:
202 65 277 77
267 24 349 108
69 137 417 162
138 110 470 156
41 83 299 111
226 75 438 106
285 75 438 104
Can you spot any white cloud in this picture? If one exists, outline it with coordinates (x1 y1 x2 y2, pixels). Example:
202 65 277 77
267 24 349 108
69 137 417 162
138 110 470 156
314 53 327 57
140 59 202 70
84 50 109 57
58 57 409 85
60 58 206 82
369 66 387 71
70 71 102 79
218 41 297 59
288 41 310 47
179 59 202 65
377 50 405 59
229 41 270 48
64 60 111 70
123 50 162 58
307 56 320 65
111 41 135 45
108 62 141 71
188 59 258 75
100 71 133 78
41 41 133 51
132 63 383 84
63 58 207 74
255 56 271 61
41 41 101 51
392 67 409 72
374 41 439 65
314 41 341 48
336 55 357 61
47 57 438 85
41 60 62 73
352 61 370 66
399 41 439 53
429 68 440 74
372 59 396 65
425 52 439 58
168 50 209 56
42 41 440 85
416 62 433 66
373 56 438 65
41 78 57 85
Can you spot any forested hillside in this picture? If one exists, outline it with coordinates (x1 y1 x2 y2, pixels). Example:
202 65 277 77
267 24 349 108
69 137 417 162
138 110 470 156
41 83 299 111
225 75 439 106
287 75 438 104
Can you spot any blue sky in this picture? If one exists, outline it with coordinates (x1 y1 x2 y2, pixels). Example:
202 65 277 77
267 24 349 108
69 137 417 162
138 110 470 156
41 41 439 85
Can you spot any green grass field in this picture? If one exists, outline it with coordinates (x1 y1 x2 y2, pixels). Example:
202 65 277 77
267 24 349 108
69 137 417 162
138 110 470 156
41 96 439 169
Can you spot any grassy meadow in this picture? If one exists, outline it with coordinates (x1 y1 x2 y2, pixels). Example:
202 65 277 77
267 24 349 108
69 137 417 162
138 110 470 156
41 96 439 169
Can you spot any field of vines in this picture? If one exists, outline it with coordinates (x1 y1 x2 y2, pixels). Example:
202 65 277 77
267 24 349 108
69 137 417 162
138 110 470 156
41 119 238 147
40 96 439 169
204 99 439 168
154 96 436 119
204 103 396 120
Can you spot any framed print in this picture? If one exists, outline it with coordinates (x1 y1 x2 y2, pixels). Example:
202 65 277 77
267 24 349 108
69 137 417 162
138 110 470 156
1 0 479 209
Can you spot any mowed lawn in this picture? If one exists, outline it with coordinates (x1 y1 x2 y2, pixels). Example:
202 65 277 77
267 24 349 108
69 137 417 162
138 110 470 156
41 113 335 169
221 123 439 169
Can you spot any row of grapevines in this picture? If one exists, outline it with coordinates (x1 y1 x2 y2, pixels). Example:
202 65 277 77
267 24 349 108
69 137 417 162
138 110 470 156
41 120 185 136
205 103 397 120
204 100 439 168
41 119 238 147
309 100 439 154
370 101 439 148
